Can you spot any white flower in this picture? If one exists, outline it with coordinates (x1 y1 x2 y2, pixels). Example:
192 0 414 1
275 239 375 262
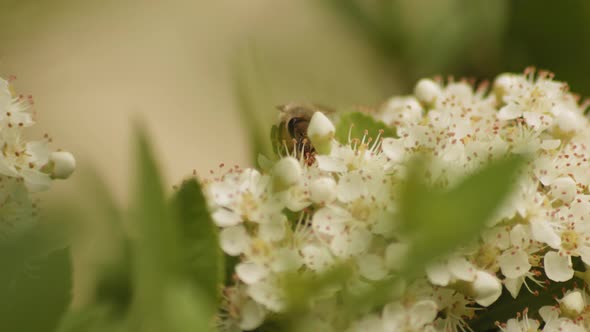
381 300 437 332
219 286 267 332
543 318 585 332
0 78 35 129
301 243 334 272
0 135 52 191
498 309 540 332
381 138 405 163
378 97 423 127
207 168 283 227
209 70 590 330
309 177 337 205
220 225 250 256
497 224 534 280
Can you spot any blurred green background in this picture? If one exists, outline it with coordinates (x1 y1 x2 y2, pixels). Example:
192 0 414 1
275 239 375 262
2 0 590 311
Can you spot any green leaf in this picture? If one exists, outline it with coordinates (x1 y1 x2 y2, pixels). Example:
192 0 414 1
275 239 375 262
84 171 134 317
58 305 128 332
0 247 72 332
56 170 134 332
274 264 354 332
400 155 526 275
130 125 179 332
335 112 396 144
284 264 353 312
130 125 215 332
171 178 224 307
93 246 134 318
161 282 212 332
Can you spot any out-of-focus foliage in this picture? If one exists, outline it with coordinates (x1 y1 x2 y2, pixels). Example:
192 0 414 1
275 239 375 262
0 243 71 332
399 155 525 276
0 206 73 332
129 126 214 332
57 127 222 332
502 1 590 96
322 0 508 85
323 0 590 94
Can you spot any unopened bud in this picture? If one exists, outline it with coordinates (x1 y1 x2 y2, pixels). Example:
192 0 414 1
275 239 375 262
49 151 76 179
414 79 441 106
560 290 585 318
307 112 335 155
493 73 515 104
273 157 302 191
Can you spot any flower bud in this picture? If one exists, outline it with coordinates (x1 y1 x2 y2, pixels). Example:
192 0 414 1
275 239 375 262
309 177 337 204
560 290 585 318
272 157 302 192
493 73 514 103
414 79 441 106
49 151 76 179
307 111 335 155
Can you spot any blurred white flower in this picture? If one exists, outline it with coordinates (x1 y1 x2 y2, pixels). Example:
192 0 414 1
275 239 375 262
0 76 74 239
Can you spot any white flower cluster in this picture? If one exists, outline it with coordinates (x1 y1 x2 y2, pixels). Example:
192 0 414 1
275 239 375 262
205 69 590 331
0 77 75 237
498 289 590 332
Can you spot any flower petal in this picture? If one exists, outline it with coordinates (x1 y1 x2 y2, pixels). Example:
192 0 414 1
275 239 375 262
408 300 438 328
544 251 574 282
219 225 250 256
212 208 241 227
498 249 531 279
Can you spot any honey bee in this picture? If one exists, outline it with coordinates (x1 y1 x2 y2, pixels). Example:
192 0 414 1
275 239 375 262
274 103 334 158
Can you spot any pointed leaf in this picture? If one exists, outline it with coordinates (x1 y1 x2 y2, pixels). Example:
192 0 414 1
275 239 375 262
130 125 215 332
171 178 224 307
0 247 72 332
400 155 526 275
